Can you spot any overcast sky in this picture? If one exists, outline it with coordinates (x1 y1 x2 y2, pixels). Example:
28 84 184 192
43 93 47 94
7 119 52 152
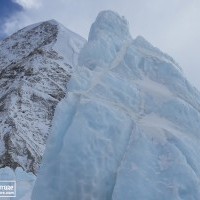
0 0 200 90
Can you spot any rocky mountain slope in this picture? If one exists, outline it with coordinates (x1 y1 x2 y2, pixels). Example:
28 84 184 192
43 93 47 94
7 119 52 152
0 20 85 174
32 11 200 200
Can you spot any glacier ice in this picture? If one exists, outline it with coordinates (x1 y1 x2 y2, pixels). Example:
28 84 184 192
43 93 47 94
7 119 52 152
79 10 131 71
32 10 200 200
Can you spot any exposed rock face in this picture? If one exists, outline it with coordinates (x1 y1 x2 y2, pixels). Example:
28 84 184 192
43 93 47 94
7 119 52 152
0 20 85 173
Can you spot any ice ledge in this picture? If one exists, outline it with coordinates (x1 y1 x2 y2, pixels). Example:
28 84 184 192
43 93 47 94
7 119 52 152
133 35 182 72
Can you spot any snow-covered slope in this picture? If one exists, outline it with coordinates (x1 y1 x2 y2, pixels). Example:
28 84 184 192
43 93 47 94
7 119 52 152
32 11 200 200
0 20 85 173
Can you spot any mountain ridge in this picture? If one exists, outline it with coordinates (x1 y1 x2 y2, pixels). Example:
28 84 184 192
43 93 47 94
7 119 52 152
0 19 85 173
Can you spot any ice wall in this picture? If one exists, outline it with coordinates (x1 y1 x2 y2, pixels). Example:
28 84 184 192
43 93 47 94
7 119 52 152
32 10 200 200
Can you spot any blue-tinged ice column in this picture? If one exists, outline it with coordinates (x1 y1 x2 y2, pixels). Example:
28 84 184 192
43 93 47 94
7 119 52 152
32 10 200 200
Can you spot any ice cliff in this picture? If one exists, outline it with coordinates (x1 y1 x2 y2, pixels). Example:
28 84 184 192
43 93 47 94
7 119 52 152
31 10 200 199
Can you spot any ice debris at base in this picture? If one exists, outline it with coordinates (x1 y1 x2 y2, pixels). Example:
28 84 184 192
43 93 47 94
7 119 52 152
32 10 200 200
0 167 35 200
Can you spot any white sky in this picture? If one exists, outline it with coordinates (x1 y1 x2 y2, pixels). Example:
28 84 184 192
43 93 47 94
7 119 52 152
4 0 200 90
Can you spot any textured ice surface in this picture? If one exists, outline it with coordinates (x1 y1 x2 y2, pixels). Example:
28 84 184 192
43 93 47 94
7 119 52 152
79 10 131 71
33 11 200 200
